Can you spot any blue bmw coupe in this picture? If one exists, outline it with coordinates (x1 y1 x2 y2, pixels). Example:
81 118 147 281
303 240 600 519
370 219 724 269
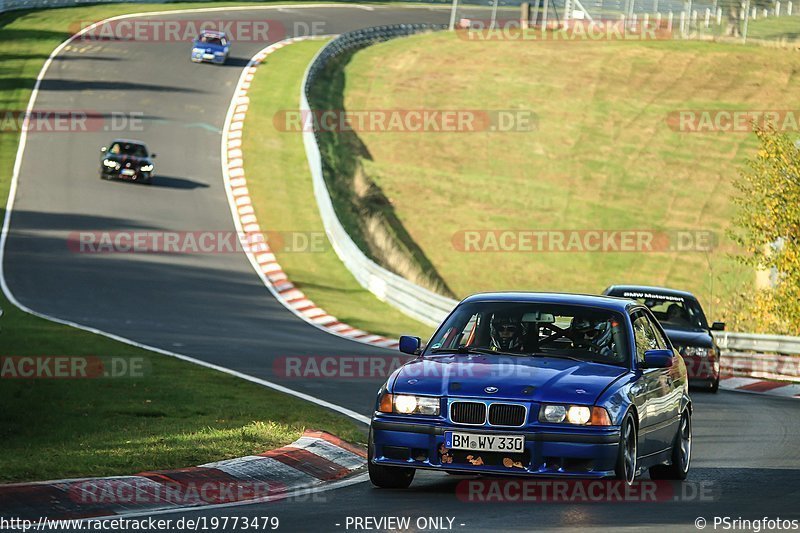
190 30 230 65
369 292 691 488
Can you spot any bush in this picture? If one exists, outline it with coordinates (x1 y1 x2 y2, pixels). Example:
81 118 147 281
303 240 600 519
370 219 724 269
729 126 800 335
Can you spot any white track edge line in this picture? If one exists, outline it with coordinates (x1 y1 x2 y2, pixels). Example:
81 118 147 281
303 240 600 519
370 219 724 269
0 5 378 427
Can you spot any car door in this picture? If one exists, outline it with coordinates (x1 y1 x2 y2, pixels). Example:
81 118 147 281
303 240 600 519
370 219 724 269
629 309 674 457
644 310 683 446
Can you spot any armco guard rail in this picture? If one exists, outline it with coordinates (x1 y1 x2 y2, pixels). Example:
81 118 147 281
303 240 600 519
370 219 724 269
301 24 454 327
718 351 800 382
713 331 800 356
715 332 800 382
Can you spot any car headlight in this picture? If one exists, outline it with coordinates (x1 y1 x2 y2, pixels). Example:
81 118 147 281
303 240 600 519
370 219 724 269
567 406 591 425
140 164 153 172
103 159 118 168
377 393 440 416
539 404 611 426
541 404 566 423
192 47 203 53
215 51 225 55
684 346 711 357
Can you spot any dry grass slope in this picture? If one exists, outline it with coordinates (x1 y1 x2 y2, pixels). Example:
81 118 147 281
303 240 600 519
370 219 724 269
340 32 800 319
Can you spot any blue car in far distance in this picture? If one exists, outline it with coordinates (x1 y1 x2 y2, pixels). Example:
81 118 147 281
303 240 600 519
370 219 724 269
369 292 692 488
190 30 230 64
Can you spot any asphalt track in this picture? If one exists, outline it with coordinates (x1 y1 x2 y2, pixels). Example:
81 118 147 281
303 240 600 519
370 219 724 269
3 4 800 531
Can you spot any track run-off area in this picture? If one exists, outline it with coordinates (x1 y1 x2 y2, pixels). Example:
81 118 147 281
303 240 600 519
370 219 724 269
2 4 799 531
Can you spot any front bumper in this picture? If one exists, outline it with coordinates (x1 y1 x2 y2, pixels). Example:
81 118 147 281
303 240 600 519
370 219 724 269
191 52 227 64
371 418 621 478
101 169 151 181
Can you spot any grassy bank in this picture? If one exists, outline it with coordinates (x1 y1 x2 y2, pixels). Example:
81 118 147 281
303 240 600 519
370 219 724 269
746 13 800 41
241 39 433 340
305 46 457 298
0 3 365 484
336 31 800 321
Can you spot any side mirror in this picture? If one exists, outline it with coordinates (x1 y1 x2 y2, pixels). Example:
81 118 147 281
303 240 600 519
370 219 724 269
399 335 421 355
151 153 157 158
710 322 725 331
100 146 107 153
642 349 674 369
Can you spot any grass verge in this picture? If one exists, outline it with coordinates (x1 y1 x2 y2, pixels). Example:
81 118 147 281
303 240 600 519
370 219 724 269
241 39 433 340
746 13 800 41
336 31 800 323
0 3 366 484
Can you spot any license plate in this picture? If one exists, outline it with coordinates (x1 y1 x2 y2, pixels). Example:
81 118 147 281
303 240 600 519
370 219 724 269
121 169 135 176
445 431 525 453
203 53 215 60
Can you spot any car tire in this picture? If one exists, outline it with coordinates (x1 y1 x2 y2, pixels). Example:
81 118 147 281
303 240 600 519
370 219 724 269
614 414 637 485
649 409 691 480
367 428 414 489
709 377 719 393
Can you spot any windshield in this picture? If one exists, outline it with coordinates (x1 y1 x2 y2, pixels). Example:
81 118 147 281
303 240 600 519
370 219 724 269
425 301 630 367
109 142 147 157
199 35 225 46
610 290 709 331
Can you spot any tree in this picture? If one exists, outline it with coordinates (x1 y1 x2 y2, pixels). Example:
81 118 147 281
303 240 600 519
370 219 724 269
730 126 800 335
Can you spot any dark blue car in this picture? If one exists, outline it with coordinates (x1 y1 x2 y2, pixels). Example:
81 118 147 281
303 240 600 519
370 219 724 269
369 292 691 488
603 285 724 392
190 30 230 65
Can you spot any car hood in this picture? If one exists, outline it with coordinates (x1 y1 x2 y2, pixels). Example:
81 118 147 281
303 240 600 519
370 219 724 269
663 327 714 348
390 353 627 405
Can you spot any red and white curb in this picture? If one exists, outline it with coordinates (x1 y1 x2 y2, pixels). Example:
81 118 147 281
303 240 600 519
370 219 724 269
221 37 399 350
0 431 366 521
719 376 800 398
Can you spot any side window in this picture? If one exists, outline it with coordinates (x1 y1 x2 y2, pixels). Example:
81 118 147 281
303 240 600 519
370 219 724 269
430 314 478 350
459 314 479 346
632 312 659 364
646 314 669 350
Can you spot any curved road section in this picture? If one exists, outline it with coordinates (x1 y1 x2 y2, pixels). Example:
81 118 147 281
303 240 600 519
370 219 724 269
4 5 455 414
3 5 799 530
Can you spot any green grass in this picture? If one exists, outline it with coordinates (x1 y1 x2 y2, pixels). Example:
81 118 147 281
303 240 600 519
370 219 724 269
0 348 364 482
335 32 800 322
241 39 433 339
0 3 368 484
746 13 800 40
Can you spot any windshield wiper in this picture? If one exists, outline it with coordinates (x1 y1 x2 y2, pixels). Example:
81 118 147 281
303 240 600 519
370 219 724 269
429 347 465 354
528 352 583 362
429 346 523 357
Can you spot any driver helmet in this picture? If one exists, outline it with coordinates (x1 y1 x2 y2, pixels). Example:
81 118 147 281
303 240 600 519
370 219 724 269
490 312 522 351
572 317 614 355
